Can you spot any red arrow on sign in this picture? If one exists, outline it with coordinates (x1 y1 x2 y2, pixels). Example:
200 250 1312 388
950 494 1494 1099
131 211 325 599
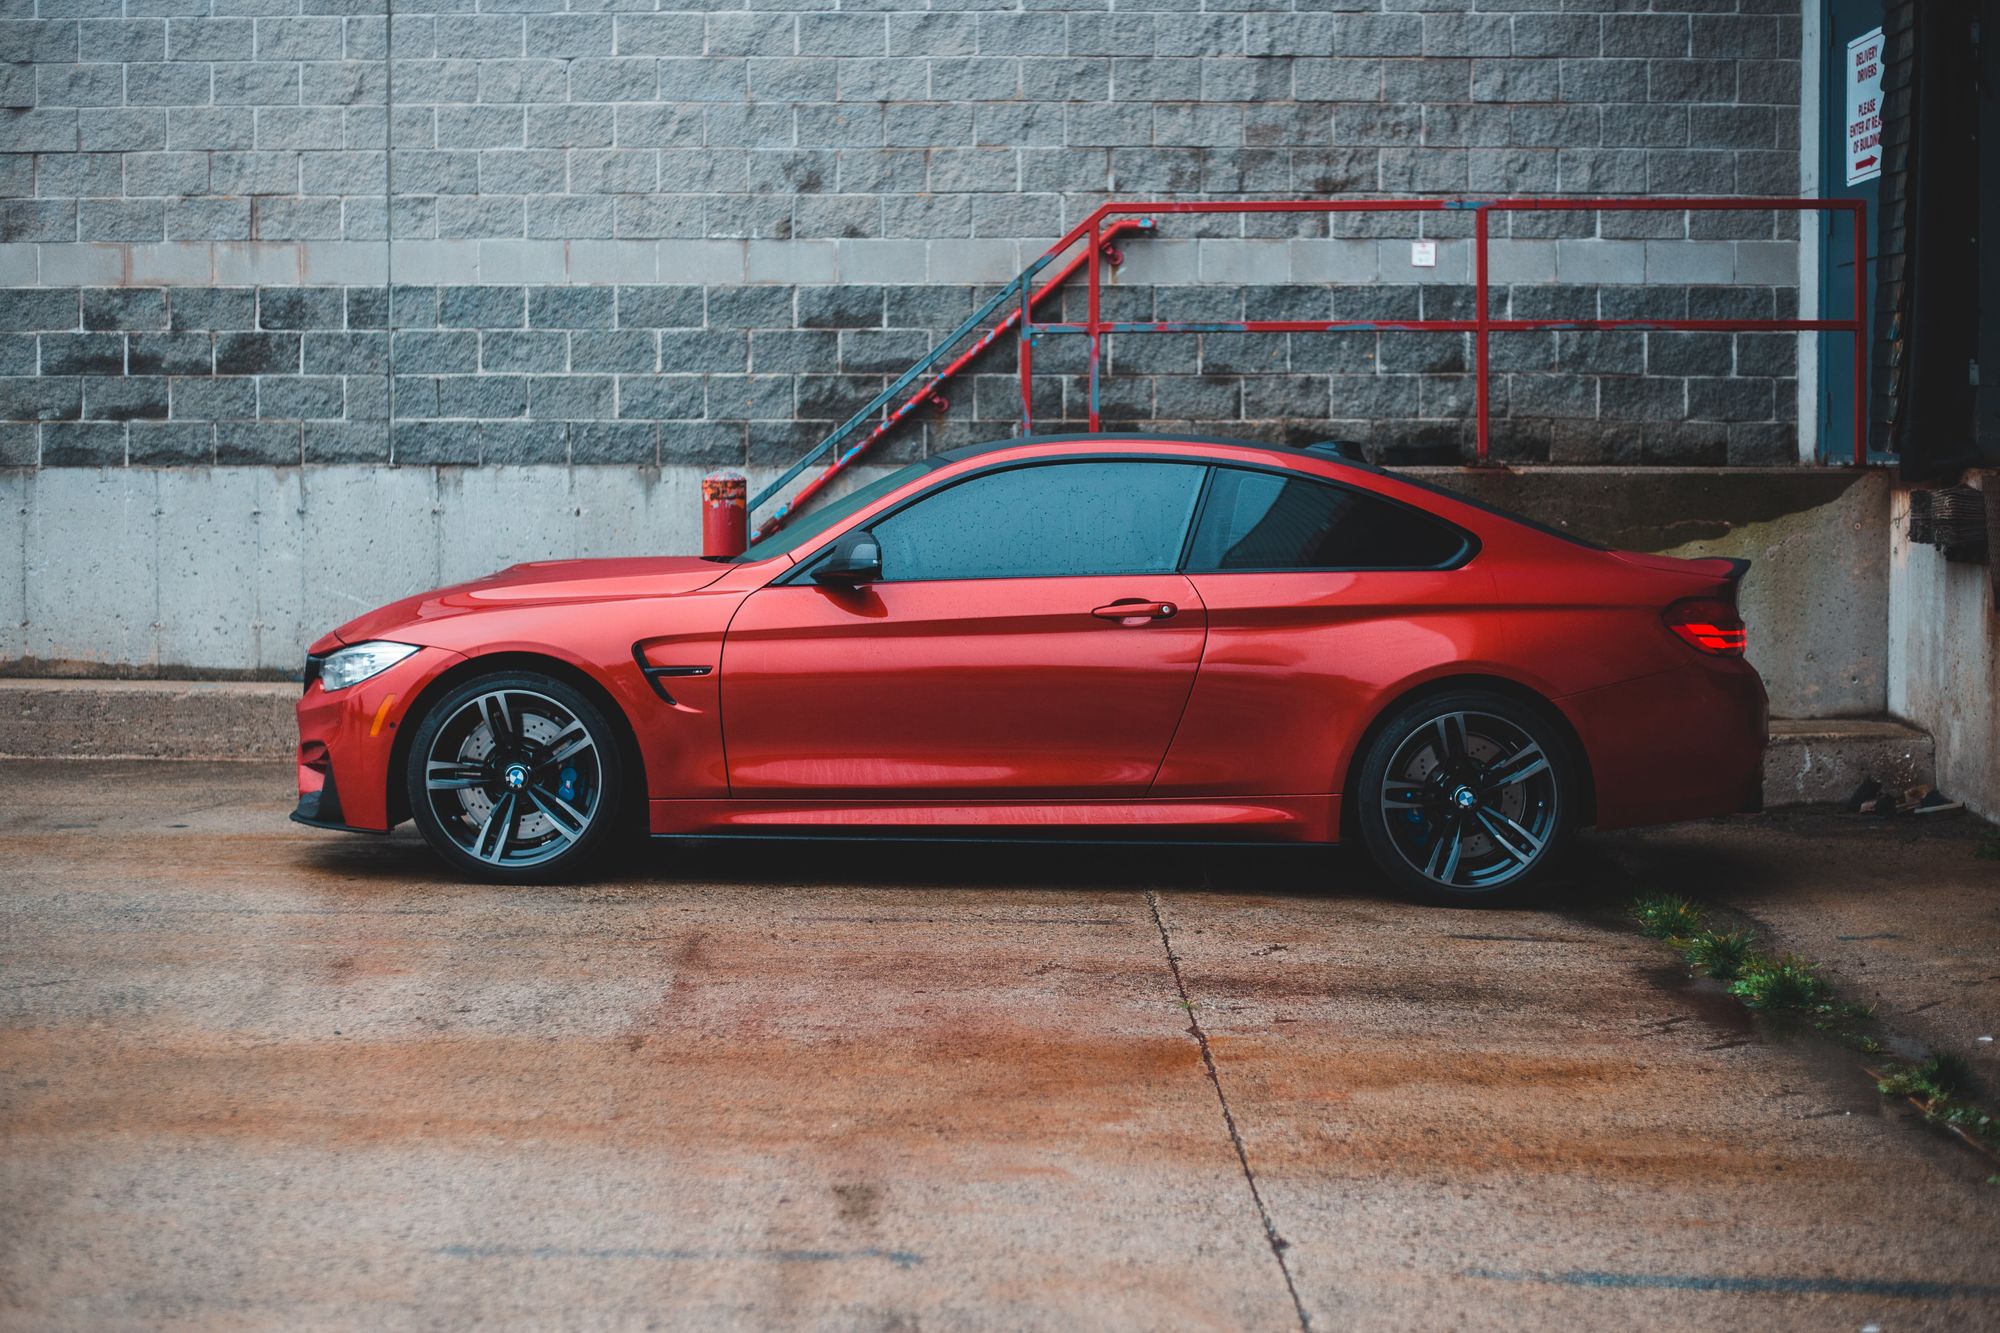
1855 154 1878 169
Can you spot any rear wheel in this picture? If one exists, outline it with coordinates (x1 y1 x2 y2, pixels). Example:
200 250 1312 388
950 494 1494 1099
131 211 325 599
405 671 624 883
1354 690 1575 907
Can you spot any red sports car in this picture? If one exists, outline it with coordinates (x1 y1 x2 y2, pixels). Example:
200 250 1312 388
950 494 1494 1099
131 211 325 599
293 434 1766 905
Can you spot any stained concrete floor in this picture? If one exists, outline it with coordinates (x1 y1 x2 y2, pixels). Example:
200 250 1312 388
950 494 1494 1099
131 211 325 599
3 761 1998 1330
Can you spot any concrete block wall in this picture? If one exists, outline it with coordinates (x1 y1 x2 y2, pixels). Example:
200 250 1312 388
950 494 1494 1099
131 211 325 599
1 1 1805 471
1 0 1817 674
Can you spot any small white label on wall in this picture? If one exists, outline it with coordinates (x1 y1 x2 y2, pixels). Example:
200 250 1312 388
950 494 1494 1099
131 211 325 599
1845 26 1884 186
1410 241 1437 268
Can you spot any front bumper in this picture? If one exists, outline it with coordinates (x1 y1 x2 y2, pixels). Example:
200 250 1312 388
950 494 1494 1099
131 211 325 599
293 644 464 833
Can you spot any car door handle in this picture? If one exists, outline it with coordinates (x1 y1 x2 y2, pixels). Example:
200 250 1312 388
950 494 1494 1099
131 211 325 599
1092 599 1177 622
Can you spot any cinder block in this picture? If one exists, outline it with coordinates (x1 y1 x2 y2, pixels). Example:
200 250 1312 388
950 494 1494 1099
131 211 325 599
1735 240 1799 286
213 242 303 286
656 239 744 285
568 240 657 285
1555 239 1645 285
38 244 123 286
1377 239 1467 284
301 241 387 285
1289 237 1378 285
1643 240 1736 285
739 239 831 286
1196 238 1286 286
0 245 36 286
927 239 1019 285
385 240 480 285
837 239 927 285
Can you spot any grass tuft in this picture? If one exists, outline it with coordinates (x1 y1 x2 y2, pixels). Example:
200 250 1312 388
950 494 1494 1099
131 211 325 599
1631 892 1706 942
1880 1051 1979 1103
1681 928 1760 981
1625 893 2000 1164
1727 954 1831 1010
1878 1052 2000 1157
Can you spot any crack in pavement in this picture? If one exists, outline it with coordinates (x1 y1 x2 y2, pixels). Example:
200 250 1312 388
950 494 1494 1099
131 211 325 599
1145 889 1311 1333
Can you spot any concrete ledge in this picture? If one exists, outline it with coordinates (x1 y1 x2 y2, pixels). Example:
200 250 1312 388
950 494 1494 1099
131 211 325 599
0 679 296 761
1764 717 1935 808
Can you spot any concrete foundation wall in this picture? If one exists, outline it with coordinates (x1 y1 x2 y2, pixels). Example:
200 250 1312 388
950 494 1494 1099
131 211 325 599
1888 476 2000 816
4 462 1888 726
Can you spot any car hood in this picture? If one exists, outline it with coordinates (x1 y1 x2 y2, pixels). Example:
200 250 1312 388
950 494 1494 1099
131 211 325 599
322 556 732 647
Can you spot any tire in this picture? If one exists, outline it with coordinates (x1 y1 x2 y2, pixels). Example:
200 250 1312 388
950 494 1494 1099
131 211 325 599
404 670 626 884
1353 689 1576 908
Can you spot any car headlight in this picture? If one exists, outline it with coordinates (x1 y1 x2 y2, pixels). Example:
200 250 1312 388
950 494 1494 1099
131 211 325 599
319 641 419 692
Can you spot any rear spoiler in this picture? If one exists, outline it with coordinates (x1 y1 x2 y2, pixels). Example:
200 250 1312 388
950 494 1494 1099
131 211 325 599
1688 557 1751 584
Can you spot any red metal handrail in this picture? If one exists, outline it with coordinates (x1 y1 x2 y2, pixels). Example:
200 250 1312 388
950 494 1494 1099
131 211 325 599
1021 197 1870 467
751 218 1150 542
746 195 1870 548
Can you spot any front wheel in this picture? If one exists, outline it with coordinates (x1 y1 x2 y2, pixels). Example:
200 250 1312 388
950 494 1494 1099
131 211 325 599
405 671 625 883
1354 690 1576 907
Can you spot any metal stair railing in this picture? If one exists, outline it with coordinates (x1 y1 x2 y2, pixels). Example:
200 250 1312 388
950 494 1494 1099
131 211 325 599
749 218 1152 540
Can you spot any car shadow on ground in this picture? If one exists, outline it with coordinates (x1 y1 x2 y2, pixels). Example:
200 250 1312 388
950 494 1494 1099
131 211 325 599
296 824 1618 916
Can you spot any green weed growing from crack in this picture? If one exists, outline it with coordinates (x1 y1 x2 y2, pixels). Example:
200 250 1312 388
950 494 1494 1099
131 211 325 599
1728 954 1832 1010
1630 892 1706 943
1625 892 1999 1166
1879 1053 2000 1154
1879 1051 1976 1101
1682 928 1759 981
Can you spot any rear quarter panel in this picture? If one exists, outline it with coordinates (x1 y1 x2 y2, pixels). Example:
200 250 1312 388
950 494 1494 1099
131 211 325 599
1153 466 1742 827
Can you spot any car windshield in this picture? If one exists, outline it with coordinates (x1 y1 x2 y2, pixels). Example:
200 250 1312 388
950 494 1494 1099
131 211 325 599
730 461 934 563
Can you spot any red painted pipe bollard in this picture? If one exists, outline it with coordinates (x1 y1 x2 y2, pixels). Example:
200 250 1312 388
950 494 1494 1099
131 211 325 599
701 469 747 558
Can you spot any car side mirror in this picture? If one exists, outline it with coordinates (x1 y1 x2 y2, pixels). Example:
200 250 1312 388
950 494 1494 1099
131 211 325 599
811 529 882 587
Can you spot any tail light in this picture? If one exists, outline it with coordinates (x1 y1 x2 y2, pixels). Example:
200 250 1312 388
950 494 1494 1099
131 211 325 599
1663 597 1746 657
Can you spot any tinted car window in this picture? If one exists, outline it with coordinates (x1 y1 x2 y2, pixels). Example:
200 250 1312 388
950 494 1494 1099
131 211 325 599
734 461 930 563
870 461 1206 582
1185 467 1468 571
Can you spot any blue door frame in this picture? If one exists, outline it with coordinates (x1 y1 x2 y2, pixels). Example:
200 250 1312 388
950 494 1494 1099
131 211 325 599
1817 0 1885 463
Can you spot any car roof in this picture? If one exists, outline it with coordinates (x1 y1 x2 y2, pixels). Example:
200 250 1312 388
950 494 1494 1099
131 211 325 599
926 432 1607 552
929 431 1363 469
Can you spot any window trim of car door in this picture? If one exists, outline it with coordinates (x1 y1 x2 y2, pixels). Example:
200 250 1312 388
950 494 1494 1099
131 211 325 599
1178 463 1481 576
773 452 1480 588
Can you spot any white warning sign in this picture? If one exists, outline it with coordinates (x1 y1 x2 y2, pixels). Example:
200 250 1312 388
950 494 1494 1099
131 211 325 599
1845 27 1884 186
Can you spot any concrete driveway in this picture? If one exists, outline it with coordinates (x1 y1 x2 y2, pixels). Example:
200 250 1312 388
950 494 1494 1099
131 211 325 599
3 761 1997 1330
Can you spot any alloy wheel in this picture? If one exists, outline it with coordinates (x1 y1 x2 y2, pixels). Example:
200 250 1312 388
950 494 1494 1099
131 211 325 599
420 687 604 868
1378 709 1560 891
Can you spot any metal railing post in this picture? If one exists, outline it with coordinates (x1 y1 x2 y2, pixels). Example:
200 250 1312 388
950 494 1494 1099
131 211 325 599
1086 221 1102 431
1474 204 1491 466
1851 199 1869 467
1018 266 1034 432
